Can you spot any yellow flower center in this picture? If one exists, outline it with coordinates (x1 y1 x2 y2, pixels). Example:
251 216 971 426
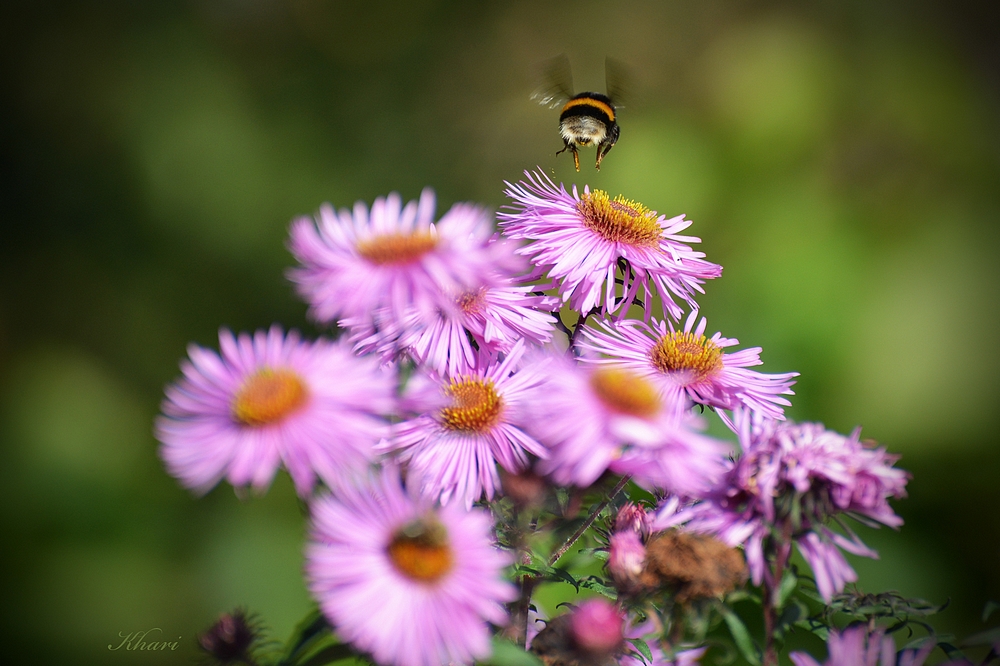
440 378 504 433
589 368 661 418
387 518 454 583
578 190 662 248
232 368 308 427
649 331 723 382
356 231 437 265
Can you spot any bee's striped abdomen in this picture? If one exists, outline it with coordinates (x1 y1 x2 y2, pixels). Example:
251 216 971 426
560 93 616 124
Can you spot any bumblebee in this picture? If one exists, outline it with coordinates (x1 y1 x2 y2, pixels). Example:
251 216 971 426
533 55 626 171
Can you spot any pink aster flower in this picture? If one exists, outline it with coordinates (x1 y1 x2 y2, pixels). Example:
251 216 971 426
528 352 728 494
380 341 550 508
790 626 935 666
306 466 515 666
288 189 522 337
579 311 798 420
156 326 393 497
498 170 721 320
655 410 909 602
355 280 559 376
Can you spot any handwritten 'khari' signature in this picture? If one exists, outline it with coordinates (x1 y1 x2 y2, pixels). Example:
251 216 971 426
108 628 181 651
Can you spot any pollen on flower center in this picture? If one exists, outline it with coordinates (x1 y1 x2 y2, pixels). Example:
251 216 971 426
441 378 504 433
457 288 487 315
589 368 661 418
356 231 437 265
387 518 454 583
232 368 308 426
578 190 662 248
649 331 723 381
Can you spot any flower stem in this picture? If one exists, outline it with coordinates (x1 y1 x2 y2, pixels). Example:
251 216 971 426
762 523 793 666
548 474 632 567
567 307 601 357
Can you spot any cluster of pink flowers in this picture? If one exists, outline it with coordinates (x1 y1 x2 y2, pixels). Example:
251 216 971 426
158 170 912 666
656 409 910 602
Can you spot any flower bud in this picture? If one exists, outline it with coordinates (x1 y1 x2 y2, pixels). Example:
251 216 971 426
198 609 260 664
569 599 624 655
607 530 646 589
614 503 651 540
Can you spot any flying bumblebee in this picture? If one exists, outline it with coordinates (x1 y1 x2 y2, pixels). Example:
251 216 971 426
532 55 628 171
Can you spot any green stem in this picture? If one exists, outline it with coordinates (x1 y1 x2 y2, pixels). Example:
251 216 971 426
548 474 632 567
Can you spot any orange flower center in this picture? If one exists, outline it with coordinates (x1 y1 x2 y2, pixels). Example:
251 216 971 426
356 231 437 265
649 331 723 382
589 368 661 418
440 378 504 433
232 368 308 427
387 518 454 583
578 190 662 248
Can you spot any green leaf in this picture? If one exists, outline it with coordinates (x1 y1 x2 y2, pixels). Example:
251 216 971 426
483 638 545 666
513 563 580 590
725 589 761 605
626 637 653 664
296 643 359 666
281 608 335 664
794 620 829 641
776 600 805 635
776 570 798 609
983 600 1000 623
961 627 1000 647
577 576 618 599
936 642 967 661
578 547 609 562
721 609 760 666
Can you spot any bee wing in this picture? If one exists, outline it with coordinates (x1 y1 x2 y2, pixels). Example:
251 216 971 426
605 56 635 110
531 54 574 109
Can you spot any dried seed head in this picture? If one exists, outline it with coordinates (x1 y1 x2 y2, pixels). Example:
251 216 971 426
640 530 747 603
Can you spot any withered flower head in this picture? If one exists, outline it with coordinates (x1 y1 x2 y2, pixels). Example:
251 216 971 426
639 530 747 603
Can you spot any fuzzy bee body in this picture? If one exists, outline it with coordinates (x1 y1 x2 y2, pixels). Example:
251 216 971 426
533 56 626 172
556 92 620 171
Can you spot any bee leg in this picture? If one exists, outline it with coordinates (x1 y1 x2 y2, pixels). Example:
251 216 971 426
596 125 619 171
595 142 614 171
555 141 581 171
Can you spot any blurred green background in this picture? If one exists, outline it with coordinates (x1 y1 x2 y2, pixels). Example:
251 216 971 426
2 1 999 664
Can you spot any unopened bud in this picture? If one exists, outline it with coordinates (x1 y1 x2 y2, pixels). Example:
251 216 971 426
614 503 651 540
569 599 624 655
198 609 260 664
607 531 646 589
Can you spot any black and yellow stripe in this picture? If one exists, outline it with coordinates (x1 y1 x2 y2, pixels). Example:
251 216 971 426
560 93 616 124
